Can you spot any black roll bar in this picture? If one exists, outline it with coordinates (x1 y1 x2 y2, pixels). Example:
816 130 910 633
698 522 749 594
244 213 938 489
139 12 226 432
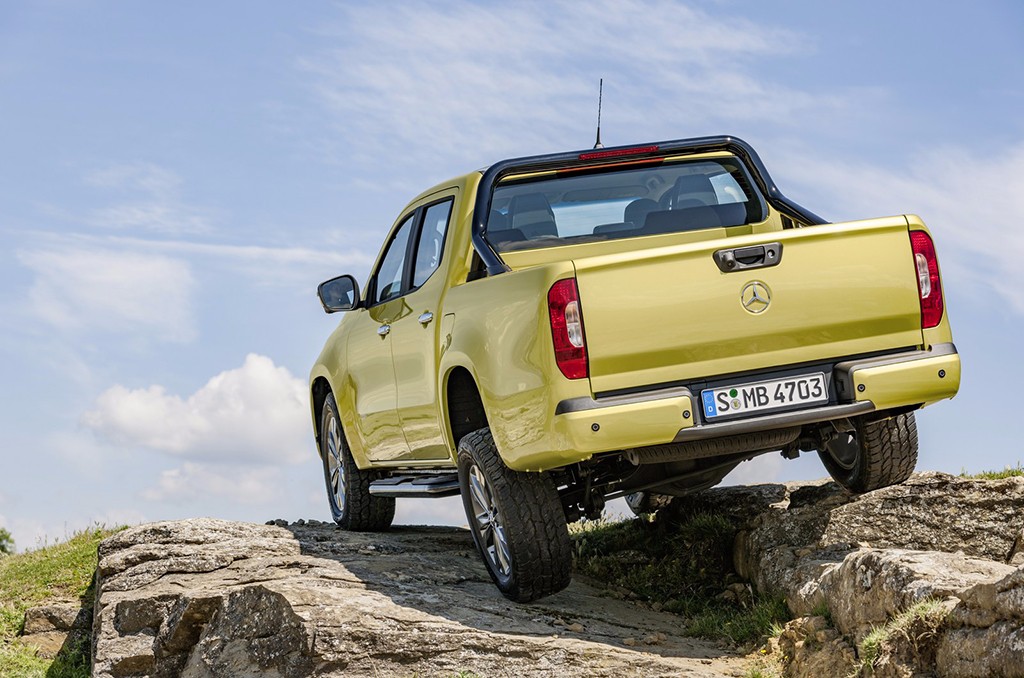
470 135 828 277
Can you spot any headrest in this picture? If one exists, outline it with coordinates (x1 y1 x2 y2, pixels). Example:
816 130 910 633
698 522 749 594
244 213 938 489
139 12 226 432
624 198 659 227
666 174 718 207
508 193 555 231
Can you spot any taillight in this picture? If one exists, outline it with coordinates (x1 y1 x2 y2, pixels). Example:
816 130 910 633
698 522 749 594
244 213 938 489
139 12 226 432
909 230 943 329
548 279 588 379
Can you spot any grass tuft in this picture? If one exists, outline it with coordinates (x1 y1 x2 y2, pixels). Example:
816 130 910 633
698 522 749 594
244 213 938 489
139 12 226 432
810 599 834 626
857 598 950 674
960 463 1024 480
684 596 790 645
0 526 122 678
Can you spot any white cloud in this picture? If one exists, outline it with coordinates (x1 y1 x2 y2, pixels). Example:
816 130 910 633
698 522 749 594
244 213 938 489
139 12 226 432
91 203 211 235
102 235 373 281
86 162 183 195
17 246 196 341
300 1 847 175
142 462 284 505
84 162 213 235
776 142 1024 314
82 353 309 464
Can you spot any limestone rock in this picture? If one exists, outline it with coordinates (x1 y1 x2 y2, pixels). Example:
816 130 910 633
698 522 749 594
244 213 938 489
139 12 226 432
819 472 1024 561
18 601 91 659
820 549 1012 640
721 471 1024 676
935 621 1024 677
93 518 744 677
775 615 856 678
87 472 1024 677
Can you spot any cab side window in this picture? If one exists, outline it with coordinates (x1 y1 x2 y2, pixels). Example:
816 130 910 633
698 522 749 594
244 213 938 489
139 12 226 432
372 215 414 305
412 200 452 288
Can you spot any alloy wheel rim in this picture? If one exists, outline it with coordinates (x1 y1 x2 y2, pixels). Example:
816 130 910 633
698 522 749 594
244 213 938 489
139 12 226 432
468 464 511 577
326 415 346 511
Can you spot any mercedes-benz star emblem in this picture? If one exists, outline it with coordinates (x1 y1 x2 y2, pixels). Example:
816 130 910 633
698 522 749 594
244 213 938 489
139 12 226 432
741 281 771 314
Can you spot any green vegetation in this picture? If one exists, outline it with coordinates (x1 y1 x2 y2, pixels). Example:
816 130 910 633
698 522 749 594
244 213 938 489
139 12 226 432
0 528 13 556
570 509 790 646
744 663 784 678
960 463 1024 480
858 598 950 674
810 599 834 626
0 526 120 678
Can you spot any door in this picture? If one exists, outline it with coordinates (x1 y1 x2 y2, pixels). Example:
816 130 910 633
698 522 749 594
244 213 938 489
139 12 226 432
346 214 416 463
390 198 454 461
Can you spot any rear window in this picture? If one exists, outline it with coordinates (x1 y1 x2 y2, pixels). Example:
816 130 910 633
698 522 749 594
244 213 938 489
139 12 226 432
486 158 766 252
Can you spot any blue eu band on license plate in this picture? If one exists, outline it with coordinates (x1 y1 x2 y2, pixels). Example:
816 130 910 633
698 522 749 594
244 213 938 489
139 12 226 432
701 372 828 420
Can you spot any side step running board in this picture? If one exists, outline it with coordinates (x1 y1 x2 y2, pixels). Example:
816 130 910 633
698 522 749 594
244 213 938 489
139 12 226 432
368 474 461 498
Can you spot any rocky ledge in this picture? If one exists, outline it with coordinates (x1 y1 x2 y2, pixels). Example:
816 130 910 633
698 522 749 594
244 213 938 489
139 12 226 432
59 470 1024 677
90 520 743 677
668 470 1024 677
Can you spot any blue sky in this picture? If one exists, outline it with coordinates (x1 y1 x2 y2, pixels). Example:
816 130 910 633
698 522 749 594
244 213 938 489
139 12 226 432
1 1 1021 550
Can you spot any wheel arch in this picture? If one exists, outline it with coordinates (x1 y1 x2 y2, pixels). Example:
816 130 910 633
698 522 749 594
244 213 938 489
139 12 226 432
310 373 334 460
443 365 490 456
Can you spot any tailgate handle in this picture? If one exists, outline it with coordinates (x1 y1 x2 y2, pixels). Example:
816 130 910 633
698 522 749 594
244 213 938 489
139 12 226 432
713 242 783 273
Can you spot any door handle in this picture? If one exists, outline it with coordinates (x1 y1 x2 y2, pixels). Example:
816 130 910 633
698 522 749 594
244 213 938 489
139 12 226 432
377 324 391 337
418 311 434 326
713 242 783 273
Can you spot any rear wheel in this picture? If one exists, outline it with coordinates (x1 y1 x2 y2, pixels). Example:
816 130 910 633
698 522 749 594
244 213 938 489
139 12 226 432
819 412 918 493
457 428 572 602
320 393 395 531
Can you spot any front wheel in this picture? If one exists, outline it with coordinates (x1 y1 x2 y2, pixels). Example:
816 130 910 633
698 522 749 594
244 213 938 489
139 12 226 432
320 393 395 531
819 412 918 493
457 428 572 602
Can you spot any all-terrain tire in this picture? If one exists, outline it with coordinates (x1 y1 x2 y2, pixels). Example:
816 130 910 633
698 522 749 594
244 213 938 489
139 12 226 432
457 427 572 602
819 412 918 493
320 393 395 531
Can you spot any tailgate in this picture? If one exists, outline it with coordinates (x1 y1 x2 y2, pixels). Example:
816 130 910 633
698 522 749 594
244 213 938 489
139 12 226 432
575 216 924 394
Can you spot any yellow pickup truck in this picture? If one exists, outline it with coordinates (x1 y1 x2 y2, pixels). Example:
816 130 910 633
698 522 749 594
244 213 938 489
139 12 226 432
310 136 959 601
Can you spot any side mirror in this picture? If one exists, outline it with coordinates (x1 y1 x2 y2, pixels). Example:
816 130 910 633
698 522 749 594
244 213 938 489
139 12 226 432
317 275 361 313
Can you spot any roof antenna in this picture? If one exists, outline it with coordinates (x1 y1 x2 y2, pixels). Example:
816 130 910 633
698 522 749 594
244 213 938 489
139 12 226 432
593 78 604 149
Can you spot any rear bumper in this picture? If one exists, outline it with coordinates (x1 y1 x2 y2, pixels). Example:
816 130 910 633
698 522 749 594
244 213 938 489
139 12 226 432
550 342 960 460
834 342 960 410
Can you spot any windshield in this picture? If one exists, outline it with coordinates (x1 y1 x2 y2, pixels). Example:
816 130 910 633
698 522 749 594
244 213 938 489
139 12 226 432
485 158 766 252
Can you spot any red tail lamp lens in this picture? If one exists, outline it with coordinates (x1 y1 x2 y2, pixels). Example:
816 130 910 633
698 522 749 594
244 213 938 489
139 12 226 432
909 230 944 329
548 279 588 379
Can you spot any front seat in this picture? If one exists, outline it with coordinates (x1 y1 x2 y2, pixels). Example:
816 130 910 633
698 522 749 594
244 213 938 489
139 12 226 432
507 193 558 239
661 174 719 209
624 198 659 228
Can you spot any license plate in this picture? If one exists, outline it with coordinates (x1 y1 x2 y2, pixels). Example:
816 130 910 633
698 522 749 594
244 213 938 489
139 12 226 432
700 373 828 420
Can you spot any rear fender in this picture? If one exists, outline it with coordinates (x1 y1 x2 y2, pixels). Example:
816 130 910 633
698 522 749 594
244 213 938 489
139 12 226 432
442 262 593 471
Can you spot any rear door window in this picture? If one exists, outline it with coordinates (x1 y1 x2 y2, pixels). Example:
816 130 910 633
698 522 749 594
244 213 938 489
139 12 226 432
412 200 452 288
